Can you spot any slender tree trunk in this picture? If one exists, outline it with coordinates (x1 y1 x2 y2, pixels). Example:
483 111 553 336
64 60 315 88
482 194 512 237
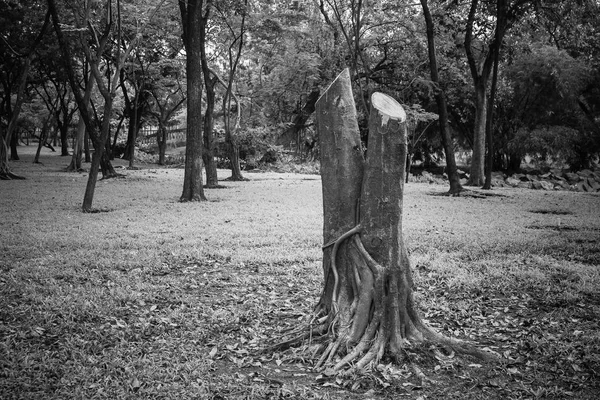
202 77 219 187
0 133 24 180
483 66 499 190
468 82 487 186
2 12 50 177
0 133 9 178
10 133 19 161
483 0 505 190
157 124 167 165
34 115 53 163
84 128 91 162
59 118 69 156
420 0 462 194
67 117 85 171
179 0 206 201
227 136 245 180
128 95 140 169
67 71 94 172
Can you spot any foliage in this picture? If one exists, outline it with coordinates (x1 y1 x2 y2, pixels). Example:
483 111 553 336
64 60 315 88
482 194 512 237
504 45 599 169
509 125 580 168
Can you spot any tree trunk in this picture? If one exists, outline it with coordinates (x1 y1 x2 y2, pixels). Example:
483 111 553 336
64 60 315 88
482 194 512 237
84 128 91 163
468 82 487 186
275 69 493 371
0 131 23 180
314 73 426 370
483 0 505 190
67 69 94 172
10 132 19 161
59 120 69 156
315 68 365 315
202 77 219 187
34 115 52 164
420 0 462 195
67 117 85 171
157 124 167 165
227 137 245 181
179 0 207 202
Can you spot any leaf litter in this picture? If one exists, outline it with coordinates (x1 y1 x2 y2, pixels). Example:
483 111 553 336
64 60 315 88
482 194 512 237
1 149 599 399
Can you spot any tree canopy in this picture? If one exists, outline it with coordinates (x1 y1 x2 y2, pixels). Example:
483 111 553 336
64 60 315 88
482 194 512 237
1 0 598 185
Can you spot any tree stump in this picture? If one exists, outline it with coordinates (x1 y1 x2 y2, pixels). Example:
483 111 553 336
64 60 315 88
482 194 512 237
273 69 493 373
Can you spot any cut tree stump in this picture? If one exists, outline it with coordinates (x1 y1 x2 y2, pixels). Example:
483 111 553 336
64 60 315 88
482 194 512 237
271 68 495 374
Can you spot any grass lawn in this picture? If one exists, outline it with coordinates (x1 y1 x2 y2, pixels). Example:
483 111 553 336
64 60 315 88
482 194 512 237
1 146 599 399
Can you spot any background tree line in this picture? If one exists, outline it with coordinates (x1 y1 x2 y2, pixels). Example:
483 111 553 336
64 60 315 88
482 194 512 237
1 0 598 204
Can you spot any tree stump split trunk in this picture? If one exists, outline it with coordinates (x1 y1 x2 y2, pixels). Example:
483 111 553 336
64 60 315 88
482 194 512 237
274 69 494 373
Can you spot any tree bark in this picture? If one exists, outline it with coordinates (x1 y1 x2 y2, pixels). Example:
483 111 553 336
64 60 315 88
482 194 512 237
227 140 245 180
275 69 494 371
198 1 219 188
157 123 167 165
483 0 506 190
67 117 85 171
34 114 53 163
10 132 19 161
468 82 487 186
312 70 427 369
67 71 95 172
179 0 207 202
420 0 462 194
315 68 365 315
202 76 219 187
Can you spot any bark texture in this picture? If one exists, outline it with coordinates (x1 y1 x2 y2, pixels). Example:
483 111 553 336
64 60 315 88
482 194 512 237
420 0 462 194
179 0 207 202
274 69 494 371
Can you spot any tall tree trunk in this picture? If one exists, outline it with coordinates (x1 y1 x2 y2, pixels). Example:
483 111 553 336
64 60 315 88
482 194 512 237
127 95 140 169
157 124 167 165
179 0 206 202
48 0 121 211
59 121 69 156
483 0 505 190
0 131 23 180
420 0 462 194
67 117 85 171
10 133 19 161
1 11 49 178
227 137 245 180
468 82 487 186
202 76 219 187
68 71 94 172
34 115 53 163
84 128 91 163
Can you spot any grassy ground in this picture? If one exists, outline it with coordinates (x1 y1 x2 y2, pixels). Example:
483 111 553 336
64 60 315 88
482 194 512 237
1 146 599 399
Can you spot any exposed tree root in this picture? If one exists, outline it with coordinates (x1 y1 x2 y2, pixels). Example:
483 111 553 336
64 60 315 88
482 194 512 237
224 176 249 182
0 171 26 180
268 228 498 375
100 172 126 180
203 184 229 189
